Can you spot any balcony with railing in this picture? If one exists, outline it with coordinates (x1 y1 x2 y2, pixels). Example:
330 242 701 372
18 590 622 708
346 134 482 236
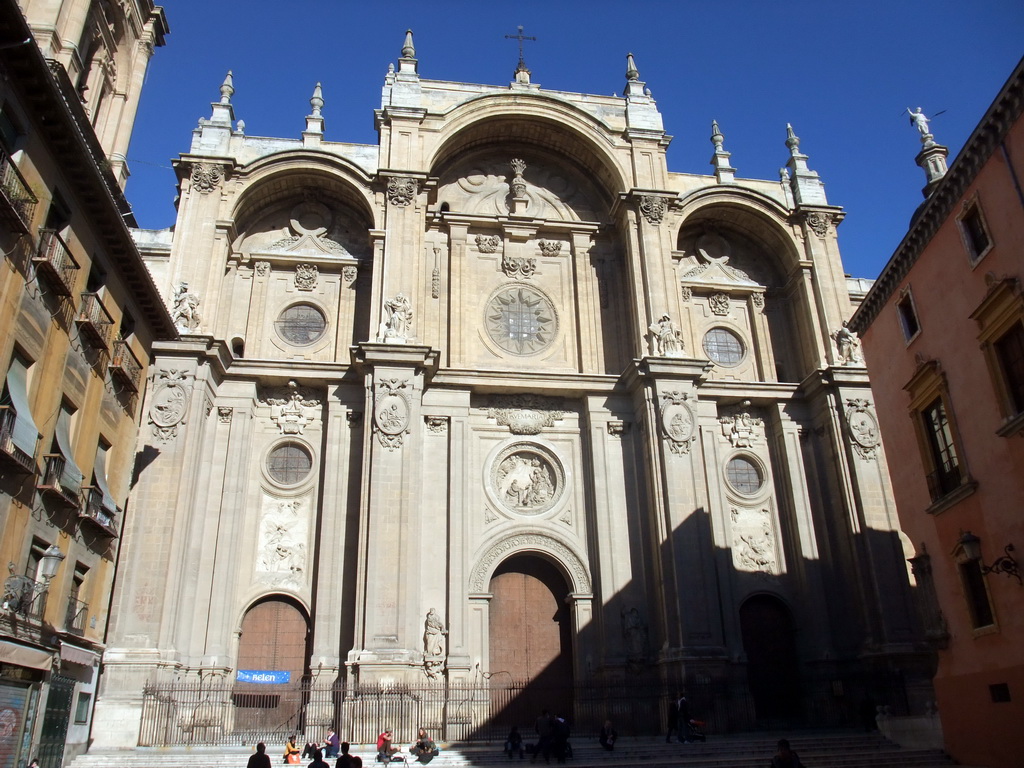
1 573 46 621
38 454 82 509
80 487 117 537
110 338 142 393
64 595 88 636
77 292 114 350
0 146 37 234
926 463 963 502
0 405 35 473
33 228 80 296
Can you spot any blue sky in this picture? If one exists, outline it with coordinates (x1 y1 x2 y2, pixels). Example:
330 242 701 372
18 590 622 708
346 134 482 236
125 1 1023 280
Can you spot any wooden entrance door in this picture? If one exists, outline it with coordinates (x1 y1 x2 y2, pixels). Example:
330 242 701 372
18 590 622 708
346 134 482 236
739 595 801 720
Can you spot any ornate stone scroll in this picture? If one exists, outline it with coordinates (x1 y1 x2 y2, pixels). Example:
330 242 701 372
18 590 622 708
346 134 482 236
255 261 270 277
475 234 501 254
217 406 233 424
424 415 448 434
148 369 192 443
719 402 763 448
342 265 358 285
805 211 832 238
537 239 562 257
709 292 730 316
844 398 881 460
659 391 696 455
638 194 666 225
485 393 565 435
501 252 536 280
294 264 318 291
190 163 223 194
387 176 418 207
373 377 411 450
680 286 692 303
260 381 321 435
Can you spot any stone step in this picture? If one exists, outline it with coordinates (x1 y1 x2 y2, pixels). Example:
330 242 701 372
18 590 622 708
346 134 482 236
67 732 955 768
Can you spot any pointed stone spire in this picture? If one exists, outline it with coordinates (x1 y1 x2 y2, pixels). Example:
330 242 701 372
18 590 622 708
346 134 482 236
304 82 325 146
709 120 735 183
219 71 234 104
625 53 639 82
784 123 828 206
208 70 235 126
398 28 418 75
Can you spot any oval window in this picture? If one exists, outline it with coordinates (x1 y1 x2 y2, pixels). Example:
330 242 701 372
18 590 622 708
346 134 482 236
702 327 745 366
267 442 313 485
275 304 327 346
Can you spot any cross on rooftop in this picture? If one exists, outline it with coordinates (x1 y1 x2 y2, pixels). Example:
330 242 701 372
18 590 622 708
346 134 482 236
505 25 536 72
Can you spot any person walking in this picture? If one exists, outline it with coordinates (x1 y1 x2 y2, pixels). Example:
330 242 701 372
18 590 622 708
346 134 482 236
247 743 272 768
770 738 804 768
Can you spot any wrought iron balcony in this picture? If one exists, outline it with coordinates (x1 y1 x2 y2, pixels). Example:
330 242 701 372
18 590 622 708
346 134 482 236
2 572 46 620
33 228 80 296
0 146 37 234
80 487 117 537
64 596 88 636
77 292 114 350
38 454 82 509
0 405 35 473
110 339 142 393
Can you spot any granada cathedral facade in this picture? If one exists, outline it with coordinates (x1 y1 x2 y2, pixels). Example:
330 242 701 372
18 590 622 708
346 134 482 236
93 32 934 746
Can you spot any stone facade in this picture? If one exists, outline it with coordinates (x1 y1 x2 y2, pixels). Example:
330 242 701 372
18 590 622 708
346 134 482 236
95 34 930 746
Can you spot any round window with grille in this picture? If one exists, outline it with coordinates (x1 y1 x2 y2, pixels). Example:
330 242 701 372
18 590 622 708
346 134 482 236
485 286 557 356
275 303 327 346
266 442 313 485
702 327 745 366
726 456 763 495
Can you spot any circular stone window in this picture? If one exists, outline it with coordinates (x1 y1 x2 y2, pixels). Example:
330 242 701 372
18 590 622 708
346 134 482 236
275 303 327 346
702 327 745 366
725 455 763 495
489 442 565 515
485 286 557 355
267 442 313 485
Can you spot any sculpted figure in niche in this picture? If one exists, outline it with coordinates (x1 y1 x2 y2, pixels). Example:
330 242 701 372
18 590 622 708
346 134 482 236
423 607 446 658
171 281 202 332
380 293 413 343
648 314 685 358
832 321 863 365
620 606 647 659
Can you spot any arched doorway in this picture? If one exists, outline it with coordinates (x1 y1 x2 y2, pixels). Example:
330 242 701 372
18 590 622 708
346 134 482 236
488 555 573 722
739 595 801 721
234 597 311 733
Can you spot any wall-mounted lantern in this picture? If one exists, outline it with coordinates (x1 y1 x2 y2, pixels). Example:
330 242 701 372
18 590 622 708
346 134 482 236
957 531 1021 585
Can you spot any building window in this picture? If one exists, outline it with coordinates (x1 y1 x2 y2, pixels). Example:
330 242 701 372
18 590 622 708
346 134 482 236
970 278 1024 434
266 442 312 485
896 287 920 343
74 692 92 724
921 397 961 501
485 286 557 355
957 559 995 629
957 198 992 264
702 327 745 366
725 456 763 495
275 303 327 346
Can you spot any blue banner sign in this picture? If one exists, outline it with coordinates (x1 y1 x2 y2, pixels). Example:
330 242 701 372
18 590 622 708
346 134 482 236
237 669 290 684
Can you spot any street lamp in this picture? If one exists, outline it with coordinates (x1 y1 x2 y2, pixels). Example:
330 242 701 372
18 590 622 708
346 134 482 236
37 545 65 584
956 531 1021 585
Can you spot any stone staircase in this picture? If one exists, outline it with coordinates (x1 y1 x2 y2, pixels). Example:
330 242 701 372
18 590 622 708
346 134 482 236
67 731 957 768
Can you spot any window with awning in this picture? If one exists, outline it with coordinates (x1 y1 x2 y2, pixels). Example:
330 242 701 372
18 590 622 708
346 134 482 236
54 405 83 495
92 443 117 514
3 356 40 458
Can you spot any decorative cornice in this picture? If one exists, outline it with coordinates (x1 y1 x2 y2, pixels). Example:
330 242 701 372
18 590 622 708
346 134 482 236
851 59 1024 334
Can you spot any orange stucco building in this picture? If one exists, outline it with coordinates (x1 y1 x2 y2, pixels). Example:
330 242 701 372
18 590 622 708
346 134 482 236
852 58 1024 768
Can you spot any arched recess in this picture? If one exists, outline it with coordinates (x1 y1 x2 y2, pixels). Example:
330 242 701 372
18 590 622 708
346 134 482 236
236 595 311 682
470 531 592 595
738 594 801 720
675 197 810 383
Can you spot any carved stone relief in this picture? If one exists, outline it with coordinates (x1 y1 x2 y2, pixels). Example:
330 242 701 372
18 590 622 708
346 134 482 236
431 247 441 299
469 532 591 593
680 286 692 303
342 265 358 285
659 391 696 455
485 394 565 435
170 281 202 332
607 420 630 437
424 415 449 434
709 292 730 316
501 252 536 280
845 398 881 460
752 292 765 309
648 315 685 357
730 506 777 576
256 496 308 585
621 606 648 662
217 407 233 424
387 176 418 207
148 369 192 443
638 195 666 225
373 377 411 450
255 261 270 277
190 163 223 194
294 264 318 291
378 293 413 343
719 403 763 448
805 211 832 238
538 239 562 257
475 234 501 254
489 442 565 515
260 381 322 435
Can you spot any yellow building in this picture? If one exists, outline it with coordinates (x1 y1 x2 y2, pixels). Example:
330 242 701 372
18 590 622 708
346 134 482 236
0 1 171 766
